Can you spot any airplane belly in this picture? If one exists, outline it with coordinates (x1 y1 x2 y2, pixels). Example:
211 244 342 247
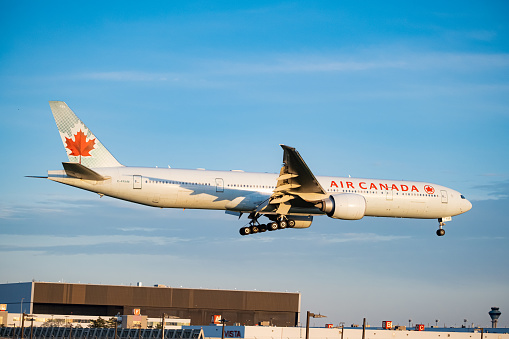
364 195 444 219
143 187 178 207
168 188 235 210
364 196 395 217
110 179 240 210
49 174 118 197
224 192 269 211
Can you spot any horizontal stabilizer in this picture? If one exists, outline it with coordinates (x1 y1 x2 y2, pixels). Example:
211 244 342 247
62 162 108 181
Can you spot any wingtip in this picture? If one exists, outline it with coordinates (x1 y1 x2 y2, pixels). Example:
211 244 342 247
280 144 295 151
49 100 66 105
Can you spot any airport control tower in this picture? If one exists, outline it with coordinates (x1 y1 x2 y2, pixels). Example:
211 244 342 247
489 307 501 328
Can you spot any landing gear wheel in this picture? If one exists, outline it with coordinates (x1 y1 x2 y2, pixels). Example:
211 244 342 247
259 224 267 232
436 220 446 237
250 225 259 234
278 220 287 229
240 227 251 236
287 219 296 228
268 222 279 231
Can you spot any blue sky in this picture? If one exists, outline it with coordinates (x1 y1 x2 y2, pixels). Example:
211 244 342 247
1 0 508 329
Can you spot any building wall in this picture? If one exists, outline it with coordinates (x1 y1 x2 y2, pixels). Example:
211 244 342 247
19 282 300 326
0 282 33 314
0 311 7 326
2 312 190 329
186 326 509 339
122 314 147 329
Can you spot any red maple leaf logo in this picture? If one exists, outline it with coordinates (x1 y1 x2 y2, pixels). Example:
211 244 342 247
65 130 96 160
424 185 435 194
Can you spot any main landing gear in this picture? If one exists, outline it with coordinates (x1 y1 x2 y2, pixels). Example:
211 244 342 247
436 218 446 237
239 216 295 236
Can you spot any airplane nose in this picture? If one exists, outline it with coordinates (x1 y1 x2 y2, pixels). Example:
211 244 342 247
462 199 472 213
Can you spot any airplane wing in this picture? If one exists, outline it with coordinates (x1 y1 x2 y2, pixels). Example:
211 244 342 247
264 145 329 215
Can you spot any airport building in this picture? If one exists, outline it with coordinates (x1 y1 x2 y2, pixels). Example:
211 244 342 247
1 282 506 339
0 282 301 327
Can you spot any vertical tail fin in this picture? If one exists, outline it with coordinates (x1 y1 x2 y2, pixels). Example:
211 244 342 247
49 101 123 168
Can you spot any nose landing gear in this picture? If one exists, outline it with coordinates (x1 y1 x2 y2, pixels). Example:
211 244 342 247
436 226 445 236
436 218 446 236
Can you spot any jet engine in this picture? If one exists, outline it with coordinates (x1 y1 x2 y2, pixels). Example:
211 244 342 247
316 193 366 220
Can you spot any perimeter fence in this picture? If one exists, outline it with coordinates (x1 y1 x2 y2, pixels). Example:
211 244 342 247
0 327 204 339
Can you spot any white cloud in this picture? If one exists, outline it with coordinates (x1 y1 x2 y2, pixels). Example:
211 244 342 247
117 227 161 232
0 197 95 219
0 234 189 248
467 30 497 41
319 232 412 243
76 71 221 88
213 59 407 74
473 180 509 200
81 71 176 82
73 51 509 83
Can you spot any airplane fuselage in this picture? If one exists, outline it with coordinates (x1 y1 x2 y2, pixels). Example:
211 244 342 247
48 167 471 220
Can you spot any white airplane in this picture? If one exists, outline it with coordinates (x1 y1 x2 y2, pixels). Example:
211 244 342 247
35 101 472 236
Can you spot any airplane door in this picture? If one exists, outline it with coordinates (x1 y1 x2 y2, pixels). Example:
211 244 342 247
215 178 224 192
133 175 142 189
386 188 393 201
441 190 448 203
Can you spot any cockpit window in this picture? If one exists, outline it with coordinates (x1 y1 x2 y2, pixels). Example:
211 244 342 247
461 195 466 199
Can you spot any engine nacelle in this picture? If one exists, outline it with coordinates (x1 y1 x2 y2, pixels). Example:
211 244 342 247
317 194 366 220
288 215 313 228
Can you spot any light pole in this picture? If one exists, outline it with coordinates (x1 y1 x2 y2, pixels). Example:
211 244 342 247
20 313 25 339
220 318 229 339
114 313 121 339
161 313 166 339
19 298 24 328
27 316 34 339
305 311 326 339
